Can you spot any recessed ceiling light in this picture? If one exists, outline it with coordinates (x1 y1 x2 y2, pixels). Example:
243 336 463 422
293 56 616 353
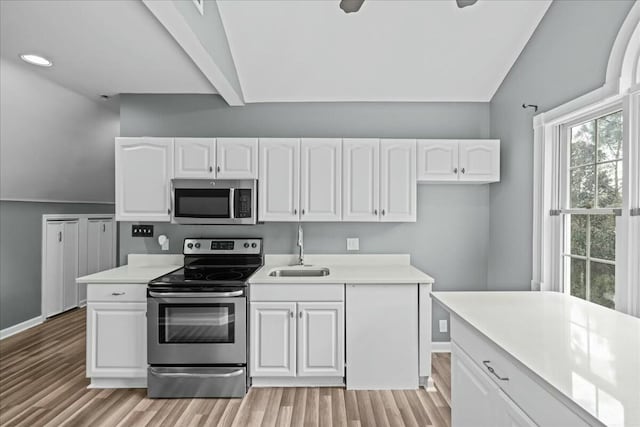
19 54 53 67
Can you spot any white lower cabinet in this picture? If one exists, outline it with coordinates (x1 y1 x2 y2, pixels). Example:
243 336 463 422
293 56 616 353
86 284 147 387
451 316 592 427
250 285 344 386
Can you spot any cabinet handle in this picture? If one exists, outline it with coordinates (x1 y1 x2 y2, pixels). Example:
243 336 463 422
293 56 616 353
483 360 509 381
382 209 386 216
168 208 171 215
102 224 106 232
461 168 466 174
58 231 62 242
290 311 294 318
209 166 213 173
302 209 305 215
453 167 458 174
299 311 302 319
111 292 125 296
294 209 298 215
374 209 378 215
217 166 221 173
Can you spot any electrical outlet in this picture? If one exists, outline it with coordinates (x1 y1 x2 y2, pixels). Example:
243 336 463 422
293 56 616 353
132 224 154 237
347 238 359 251
439 319 448 333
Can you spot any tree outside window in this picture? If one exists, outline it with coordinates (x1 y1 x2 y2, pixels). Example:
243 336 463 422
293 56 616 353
565 111 622 309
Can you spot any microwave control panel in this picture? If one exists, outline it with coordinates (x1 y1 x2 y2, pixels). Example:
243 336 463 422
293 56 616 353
235 189 252 218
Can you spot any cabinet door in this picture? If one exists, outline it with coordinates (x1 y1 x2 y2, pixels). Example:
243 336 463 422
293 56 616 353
88 220 115 275
250 302 296 377
62 221 79 311
258 138 300 222
498 389 537 427
298 302 344 377
300 138 342 222
342 139 380 221
458 139 500 182
417 140 459 181
174 138 215 178
216 138 258 179
380 139 417 222
115 138 173 221
44 222 64 318
451 342 499 427
87 302 147 378
99 220 115 271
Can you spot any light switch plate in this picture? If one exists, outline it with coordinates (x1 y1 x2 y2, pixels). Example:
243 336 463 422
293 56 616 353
347 238 359 251
439 320 448 333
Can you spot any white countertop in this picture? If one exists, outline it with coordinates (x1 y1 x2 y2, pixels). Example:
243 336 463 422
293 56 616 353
249 254 435 284
76 254 182 284
432 291 640 427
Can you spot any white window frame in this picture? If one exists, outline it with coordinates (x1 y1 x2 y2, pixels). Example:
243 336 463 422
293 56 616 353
532 3 640 317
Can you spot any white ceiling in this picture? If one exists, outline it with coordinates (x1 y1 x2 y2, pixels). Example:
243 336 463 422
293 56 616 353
217 0 552 103
0 0 217 101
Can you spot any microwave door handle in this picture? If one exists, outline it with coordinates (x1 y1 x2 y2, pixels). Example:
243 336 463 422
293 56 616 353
229 188 235 219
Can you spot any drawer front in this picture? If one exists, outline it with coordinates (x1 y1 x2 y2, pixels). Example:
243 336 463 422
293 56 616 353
87 283 147 302
451 316 592 427
250 284 344 302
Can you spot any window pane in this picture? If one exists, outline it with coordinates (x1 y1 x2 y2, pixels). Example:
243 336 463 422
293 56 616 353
570 121 595 166
590 215 616 261
570 215 587 256
570 258 586 300
597 161 623 208
597 111 623 162
570 165 595 208
590 262 615 309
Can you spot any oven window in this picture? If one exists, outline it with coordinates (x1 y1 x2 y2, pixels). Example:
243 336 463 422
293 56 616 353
159 304 235 343
175 189 230 218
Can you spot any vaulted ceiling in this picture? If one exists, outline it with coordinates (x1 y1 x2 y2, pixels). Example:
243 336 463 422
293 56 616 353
217 0 552 103
1 0 552 105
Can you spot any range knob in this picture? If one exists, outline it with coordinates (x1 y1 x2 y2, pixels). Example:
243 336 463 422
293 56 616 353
187 243 193 249
195 243 201 249
244 243 250 248
251 243 257 248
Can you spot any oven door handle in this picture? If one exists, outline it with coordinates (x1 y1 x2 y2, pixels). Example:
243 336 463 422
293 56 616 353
148 290 244 298
149 368 245 378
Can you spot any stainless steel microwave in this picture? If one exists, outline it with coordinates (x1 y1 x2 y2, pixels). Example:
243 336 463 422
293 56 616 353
171 179 257 225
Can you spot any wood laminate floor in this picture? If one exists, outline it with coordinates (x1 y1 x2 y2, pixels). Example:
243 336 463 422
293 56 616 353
0 308 451 427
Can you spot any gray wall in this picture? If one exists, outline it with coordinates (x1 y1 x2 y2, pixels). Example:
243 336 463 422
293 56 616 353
0 201 114 330
120 95 491 342
487 0 635 290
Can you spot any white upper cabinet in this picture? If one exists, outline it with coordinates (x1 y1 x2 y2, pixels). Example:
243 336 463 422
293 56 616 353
417 139 459 181
343 139 380 221
300 138 342 222
174 138 215 179
380 139 417 222
458 139 500 182
216 138 258 179
417 139 500 183
115 138 174 222
259 138 300 222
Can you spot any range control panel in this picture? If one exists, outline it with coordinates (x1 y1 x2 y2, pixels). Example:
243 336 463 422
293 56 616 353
183 238 262 255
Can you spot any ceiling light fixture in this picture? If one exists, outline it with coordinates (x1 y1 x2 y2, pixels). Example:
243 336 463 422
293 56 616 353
19 53 53 67
340 0 365 14
456 0 478 8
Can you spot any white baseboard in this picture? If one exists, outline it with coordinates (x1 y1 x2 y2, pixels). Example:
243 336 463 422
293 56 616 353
432 341 451 353
0 316 43 340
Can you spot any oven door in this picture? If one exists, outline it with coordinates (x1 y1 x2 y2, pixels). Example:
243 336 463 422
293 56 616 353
147 291 246 365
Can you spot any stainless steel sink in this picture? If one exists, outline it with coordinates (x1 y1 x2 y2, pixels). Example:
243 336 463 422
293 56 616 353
269 267 330 277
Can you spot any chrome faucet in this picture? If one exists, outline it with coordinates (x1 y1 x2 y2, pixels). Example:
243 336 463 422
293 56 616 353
297 223 304 266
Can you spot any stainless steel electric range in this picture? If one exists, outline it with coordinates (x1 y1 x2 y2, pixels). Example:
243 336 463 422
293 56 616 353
147 238 262 398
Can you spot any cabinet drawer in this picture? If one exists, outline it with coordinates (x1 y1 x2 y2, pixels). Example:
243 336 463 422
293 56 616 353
250 284 344 302
87 284 147 302
451 316 592 427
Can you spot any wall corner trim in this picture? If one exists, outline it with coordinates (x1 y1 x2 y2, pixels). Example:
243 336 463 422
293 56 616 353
0 316 43 340
431 341 452 353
